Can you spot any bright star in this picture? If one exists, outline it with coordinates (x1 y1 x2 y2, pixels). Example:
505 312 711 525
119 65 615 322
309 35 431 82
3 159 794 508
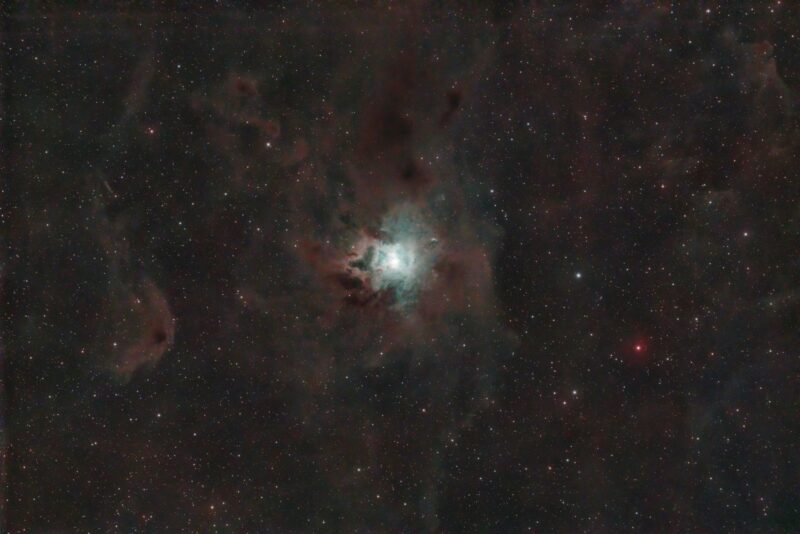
387 249 402 270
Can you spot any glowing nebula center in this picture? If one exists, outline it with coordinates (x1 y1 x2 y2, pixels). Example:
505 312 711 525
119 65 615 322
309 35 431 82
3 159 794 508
364 239 425 305
345 204 439 309
386 249 402 270
380 242 415 276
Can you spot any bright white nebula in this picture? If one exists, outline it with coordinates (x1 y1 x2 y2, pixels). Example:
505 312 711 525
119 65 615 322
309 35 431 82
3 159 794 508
380 243 415 277
345 203 439 310
387 249 402 270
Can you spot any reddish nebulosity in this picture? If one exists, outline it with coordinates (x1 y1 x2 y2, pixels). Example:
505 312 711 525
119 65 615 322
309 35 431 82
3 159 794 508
293 236 388 316
398 159 434 191
356 56 419 159
439 88 462 126
420 245 494 317
282 138 310 166
350 56 441 205
188 72 284 190
112 279 176 381
231 76 259 97
8 4 800 531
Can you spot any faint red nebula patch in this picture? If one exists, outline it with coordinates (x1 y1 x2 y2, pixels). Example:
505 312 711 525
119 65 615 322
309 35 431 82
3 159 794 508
108 279 176 381
419 245 494 318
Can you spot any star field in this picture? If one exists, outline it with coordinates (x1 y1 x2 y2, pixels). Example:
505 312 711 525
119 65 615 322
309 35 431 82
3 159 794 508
3 2 800 532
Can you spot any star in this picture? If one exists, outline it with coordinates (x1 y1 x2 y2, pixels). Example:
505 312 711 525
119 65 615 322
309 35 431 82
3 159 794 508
386 248 403 271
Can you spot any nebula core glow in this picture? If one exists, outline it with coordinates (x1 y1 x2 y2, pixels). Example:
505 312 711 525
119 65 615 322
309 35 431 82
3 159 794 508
345 204 441 310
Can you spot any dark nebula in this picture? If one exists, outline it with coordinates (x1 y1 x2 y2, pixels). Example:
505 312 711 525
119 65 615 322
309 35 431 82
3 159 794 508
3 3 800 532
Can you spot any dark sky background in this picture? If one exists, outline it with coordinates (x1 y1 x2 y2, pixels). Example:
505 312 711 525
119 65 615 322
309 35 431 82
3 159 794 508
4 2 800 532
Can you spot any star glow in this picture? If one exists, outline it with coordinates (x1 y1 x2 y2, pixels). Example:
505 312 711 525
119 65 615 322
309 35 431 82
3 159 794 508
345 204 438 309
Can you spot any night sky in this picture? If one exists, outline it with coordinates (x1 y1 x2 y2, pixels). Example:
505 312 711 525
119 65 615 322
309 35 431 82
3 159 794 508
4 2 800 532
